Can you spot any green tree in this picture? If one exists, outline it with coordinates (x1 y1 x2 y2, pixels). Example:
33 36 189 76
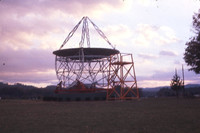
184 9 200 74
170 69 183 97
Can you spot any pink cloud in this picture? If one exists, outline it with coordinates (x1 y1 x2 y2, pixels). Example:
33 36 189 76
0 0 124 51
0 0 122 17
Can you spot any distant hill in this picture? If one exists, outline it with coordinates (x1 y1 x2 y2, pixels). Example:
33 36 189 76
185 84 200 88
0 82 56 99
0 82 200 99
143 86 169 92
143 84 200 92
141 84 200 98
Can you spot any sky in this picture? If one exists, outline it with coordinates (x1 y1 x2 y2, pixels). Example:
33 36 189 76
0 0 200 88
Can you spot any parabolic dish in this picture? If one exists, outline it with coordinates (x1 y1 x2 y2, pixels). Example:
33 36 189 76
53 48 119 60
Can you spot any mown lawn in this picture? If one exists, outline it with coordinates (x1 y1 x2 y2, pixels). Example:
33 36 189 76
0 98 200 133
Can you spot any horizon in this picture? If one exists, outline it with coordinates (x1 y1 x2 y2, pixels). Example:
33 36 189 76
1 81 200 90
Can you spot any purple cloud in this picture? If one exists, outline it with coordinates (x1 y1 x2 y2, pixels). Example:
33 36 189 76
137 68 199 87
159 50 177 56
0 47 56 85
138 53 157 59
0 48 54 72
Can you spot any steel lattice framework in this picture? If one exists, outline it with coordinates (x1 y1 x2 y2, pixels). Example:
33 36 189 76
55 53 111 88
53 16 139 99
59 16 115 49
53 16 118 91
107 53 139 100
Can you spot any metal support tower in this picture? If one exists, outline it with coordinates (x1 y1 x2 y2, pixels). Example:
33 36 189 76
53 16 139 99
107 53 139 100
55 55 110 89
59 16 115 50
54 16 118 92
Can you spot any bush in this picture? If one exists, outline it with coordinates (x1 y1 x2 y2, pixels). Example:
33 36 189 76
75 97 81 101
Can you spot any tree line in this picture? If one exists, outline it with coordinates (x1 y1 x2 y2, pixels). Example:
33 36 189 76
0 82 199 100
0 82 56 99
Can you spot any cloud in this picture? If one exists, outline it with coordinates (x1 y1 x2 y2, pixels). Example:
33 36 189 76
137 70 173 81
103 24 133 47
138 53 158 59
132 24 180 47
0 47 56 86
0 70 56 84
136 70 173 88
0 0 124 18
137 68 200 88
174 60 181 65
136 0 158 7
0 0 128 51
137 71 173 88
0 0 127 87
159 50 177 56
138 80 170 88
0 12 65 51
0 48 54 73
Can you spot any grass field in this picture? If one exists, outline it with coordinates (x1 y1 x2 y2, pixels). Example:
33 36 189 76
0 98 200 133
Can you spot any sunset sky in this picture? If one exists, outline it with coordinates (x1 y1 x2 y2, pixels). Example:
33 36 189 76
0 0 200 88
